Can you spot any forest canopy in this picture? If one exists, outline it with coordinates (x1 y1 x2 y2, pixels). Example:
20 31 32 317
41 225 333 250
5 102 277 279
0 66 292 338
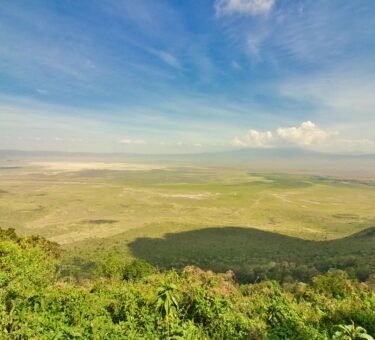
0 228 374 339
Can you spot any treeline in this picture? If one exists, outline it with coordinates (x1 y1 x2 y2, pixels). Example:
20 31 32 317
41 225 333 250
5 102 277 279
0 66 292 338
231 256 374 285
65 252 375 287
1 228 374 339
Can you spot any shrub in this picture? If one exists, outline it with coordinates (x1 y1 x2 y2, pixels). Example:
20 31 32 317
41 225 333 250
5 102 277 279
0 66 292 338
1 229 374 338
312 270 354 298
122 259 155 281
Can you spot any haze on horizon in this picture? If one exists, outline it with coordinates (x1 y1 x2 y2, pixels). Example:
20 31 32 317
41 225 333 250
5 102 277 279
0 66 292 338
0 0 374 155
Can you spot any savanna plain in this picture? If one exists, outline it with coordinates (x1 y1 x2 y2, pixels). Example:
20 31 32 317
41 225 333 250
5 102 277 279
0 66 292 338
1 160 374 280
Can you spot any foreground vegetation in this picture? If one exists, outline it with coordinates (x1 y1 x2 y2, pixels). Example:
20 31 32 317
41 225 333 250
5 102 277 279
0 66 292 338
1 228 374 339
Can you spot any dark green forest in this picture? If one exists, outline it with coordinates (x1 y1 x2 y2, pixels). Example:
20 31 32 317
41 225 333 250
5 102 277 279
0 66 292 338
1 228 374 339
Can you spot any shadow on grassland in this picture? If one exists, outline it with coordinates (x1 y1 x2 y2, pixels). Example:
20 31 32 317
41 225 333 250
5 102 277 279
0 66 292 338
128 226 375 279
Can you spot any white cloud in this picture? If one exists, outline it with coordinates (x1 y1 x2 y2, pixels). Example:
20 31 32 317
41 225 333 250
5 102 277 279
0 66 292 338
246 32 268 60
233 121 349 151
215 0 275 16
231 61 241 69
36 89 49 95
55 137 64 141
279 70 375 118
233 129 273 147
158 51 182 70
232 137 246 147
277 121 336 146
119 139 146 145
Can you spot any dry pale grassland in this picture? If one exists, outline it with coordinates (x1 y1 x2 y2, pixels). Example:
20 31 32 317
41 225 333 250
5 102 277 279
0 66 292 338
0 161 374 261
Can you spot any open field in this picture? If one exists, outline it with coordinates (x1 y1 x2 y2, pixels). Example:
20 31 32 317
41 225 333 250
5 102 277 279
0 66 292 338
1 160 375 278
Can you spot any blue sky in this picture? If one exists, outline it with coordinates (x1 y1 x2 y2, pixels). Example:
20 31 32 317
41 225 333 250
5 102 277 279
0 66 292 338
0 0 374 153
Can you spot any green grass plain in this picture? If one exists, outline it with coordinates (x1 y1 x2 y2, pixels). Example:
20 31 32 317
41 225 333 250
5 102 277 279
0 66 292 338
1 161 374 277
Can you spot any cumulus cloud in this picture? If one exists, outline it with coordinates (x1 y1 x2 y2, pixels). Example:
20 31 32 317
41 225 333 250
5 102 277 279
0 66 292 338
215 0 275 16
277 121 336 146
233 121 341 150
233 129 273 147
119 139 146 145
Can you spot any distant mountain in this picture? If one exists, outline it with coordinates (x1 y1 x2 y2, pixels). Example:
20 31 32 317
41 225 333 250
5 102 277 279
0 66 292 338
0 148 374 177
1 147 374 160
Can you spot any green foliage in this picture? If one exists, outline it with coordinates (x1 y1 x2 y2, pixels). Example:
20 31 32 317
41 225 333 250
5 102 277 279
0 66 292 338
1 229 375 339
155 283 179 319
123 259 155 281
312 270 354 298
0 227 61 258
127 226 375 285
96 252 127 280
96 253 155 281
0 239 57 335
333 322 374 340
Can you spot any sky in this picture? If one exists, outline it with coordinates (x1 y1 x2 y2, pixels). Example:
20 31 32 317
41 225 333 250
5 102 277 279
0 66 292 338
0 0 375 154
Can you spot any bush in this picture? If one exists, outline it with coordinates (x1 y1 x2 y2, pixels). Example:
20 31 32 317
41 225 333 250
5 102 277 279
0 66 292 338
1 229 374 338
122 259 155 281
312 270 354 298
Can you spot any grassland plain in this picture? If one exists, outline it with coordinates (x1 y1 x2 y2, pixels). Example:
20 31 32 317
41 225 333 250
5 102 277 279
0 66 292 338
0 161 375 279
